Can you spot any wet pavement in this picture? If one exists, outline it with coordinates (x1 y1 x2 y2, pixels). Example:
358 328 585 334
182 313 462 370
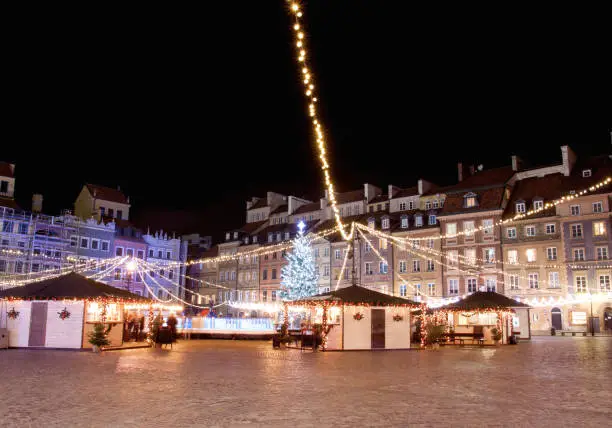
0 337 610 427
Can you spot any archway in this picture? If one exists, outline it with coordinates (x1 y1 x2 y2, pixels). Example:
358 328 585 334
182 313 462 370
551 307 562 330
604 307 612 332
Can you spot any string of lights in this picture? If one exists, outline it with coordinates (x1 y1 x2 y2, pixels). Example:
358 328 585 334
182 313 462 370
286 1 352 241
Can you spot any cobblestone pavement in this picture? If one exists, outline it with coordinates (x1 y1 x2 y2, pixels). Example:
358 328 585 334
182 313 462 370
0 337 610 427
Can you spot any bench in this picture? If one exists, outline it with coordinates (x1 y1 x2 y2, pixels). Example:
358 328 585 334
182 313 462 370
444 332 485 345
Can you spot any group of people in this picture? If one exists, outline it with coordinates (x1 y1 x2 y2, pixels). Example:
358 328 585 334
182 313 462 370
124 313 146 342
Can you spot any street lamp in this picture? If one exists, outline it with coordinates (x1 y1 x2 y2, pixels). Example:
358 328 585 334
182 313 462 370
125 259 137 293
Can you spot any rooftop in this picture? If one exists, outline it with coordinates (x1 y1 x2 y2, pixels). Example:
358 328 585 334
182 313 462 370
0 162 14 178
86 184 129 204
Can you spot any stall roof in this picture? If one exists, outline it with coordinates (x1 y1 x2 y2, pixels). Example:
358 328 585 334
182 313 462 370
291 285 419 307
438 292 530 311
0 272 152 301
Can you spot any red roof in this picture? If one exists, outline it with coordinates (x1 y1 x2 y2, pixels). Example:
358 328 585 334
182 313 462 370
446 166 514 192
86 184 128 204
440 187 506 215
292 202 321 215
392 186 418 199
233 220 267 234
0 197 20 210
368 194 389 204
333 189 365 205
503 173 565 220
0 162 14 178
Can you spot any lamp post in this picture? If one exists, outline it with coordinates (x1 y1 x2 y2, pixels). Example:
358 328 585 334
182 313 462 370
125 259 137 293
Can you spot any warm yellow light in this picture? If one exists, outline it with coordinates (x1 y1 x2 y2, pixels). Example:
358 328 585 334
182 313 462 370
126 260 137 272
291 4 298 11
294 24 300 30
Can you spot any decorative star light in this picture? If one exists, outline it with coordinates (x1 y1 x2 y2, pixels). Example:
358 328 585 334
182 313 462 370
297 220 306 235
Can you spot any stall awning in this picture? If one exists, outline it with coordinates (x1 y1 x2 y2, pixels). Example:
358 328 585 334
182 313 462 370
0 272 152 302
290 285 419 307
436 292 530 311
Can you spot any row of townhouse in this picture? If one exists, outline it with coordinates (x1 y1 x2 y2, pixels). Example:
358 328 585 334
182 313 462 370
188 146 612 333
0 163 188 299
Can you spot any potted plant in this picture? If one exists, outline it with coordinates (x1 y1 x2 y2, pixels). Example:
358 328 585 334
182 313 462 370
425 324 445 350
278 323 291 349
490 327 503 344
88 323 111 353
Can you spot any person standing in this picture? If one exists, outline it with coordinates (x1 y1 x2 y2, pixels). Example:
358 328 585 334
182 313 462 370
166 313 178 341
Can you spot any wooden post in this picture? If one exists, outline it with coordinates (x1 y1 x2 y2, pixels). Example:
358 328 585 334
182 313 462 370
321 303 328 351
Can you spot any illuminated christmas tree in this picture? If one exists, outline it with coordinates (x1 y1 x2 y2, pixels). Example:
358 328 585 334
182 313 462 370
280 221 319 300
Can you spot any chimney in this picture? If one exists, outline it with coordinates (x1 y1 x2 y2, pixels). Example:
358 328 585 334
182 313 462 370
388 185 400 199
457 162 463 182
469 165 475 176
418 179 433 195
560 145 577 177
9 163 15 175
511 155 523 172
364 183 381 202
288 196 294 214
320 197 326 210
246 200 253 210
32 194 43 213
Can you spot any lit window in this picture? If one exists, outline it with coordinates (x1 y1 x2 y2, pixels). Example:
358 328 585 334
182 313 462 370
508 250 518 264
465 249 476 265
593 222 606 236
446 223 457 237
483 248 495 263
399 284 407 297
415 216 423 227
600 275 611 291
526 249 537 262
570 205 581 216
516 202 526 213
546 247 557 261
448 251 458 266
464 221 475 237
509 275 519 290
449 279 459 295
467 278 478 293
548 272 560 288
485 278 496 292
525 226 536 237
528 273 539 289
382 218 389 229
379 238 387 250
592 202 603 213
482 219 494 235
575 276 587 293
368 218 375 229
533 200 543 210
506 227 516 239
401 216 408 228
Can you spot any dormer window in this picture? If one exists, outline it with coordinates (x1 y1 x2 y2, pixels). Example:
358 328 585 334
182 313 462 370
381 217 390 229
401 215 408 229
226 232 230 241
516 202 526 213
276 232 282 242
433 200 439 209
415 216 423 227
533 199 543 210
425 201 431 210
268 232 273 243
244 237 249 244
233 232 238 239
367 217 375 229
582 169 591 178
408 201 415 210
253 236 258 243
284 232 290 240
464 193 478 208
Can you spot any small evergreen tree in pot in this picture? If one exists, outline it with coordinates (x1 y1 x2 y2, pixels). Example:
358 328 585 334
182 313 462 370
88 323 111 352
491 327 503 343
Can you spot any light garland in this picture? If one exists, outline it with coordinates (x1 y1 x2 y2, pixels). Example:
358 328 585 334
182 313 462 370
286 1 352 241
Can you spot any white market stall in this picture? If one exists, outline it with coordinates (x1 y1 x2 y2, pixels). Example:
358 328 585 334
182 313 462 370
0 272 154 349
288 285 419 350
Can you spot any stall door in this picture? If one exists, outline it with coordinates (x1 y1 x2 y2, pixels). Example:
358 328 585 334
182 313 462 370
551 307 562 331
29 302 48 347
371 309 385 349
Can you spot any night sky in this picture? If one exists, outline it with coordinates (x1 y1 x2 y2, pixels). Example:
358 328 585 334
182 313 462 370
4 2 610 243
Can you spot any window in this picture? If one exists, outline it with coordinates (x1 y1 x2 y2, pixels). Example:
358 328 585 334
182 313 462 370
18 223 28 234
70 236 78 247
15 261 23 273
428 215 436 225
573 248 585 261
427 259 435 272
427 283 436 295
382 218 389 229
600 275 611 291
116 210 123 220
463 221 475 237
137 250 144 259
271 291 277 302
549 272 560 288
114 269 121 280
276 232 281 242
166 251 171 259
253 236 258 243
571 224 583 238
262 290 268 301
528 273 539 289
483 248 495 263
262 269 268 280
365 262 373 275
115 247 123 256
157 250 163 258
169 270 174 280
526 248 537 262
412 260 420 272
126 248 134 257
506 227 516 239
379 238 388 250
446 223 457 237
90 239 99 250
448 250 458 266
267 233 273 243
415 216 423 227
483 219 494 235
230 271 236 280
425 201 432 210
101 241 109 251
414 283 421 297
545 224 556 234
408 201 414 210
314 248 319 258
465 194 477 208
592 202 603 213
533 200 544 210
379 262 388 274
334 249 341 260
271 269 276 280
449 279 459 295
272 252 277 260
593 221 606 236
324 247 329 257
508 250 518 264
0 260 5 272
467 278 478 293
107 208 114 218
582 169 592 178
547 247 557 261
433 200 439 209
80 237 89 249
399 260 407 273
399 202 406 211
2 221 13 233
399 284 407 296
575 276 587 293
323 265 330 277
570 205 580 216
485 278 496 292
364 242 371 253
525 226 536 237
516 202 526 213
597 247 608 260
509 275 519 290
344 269 349 280
427 239 434 249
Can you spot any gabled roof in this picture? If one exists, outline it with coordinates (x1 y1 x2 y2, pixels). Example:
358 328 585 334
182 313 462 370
0 162 14 178
234 220 267 234
438 291 529 311
248 198 267 210
502 173 564 220
270 204 288 215
0 272 150 301
333 190 365 205
291 285 418 307
368 194 389 204
86 184 129 204
439 187 506 216
292 202 321 215
560 154 612 196
445 166 515 193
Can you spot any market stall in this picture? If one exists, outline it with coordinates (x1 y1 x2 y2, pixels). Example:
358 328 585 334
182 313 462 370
0 272 154 349
288 285 419 350
432 292 531 345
